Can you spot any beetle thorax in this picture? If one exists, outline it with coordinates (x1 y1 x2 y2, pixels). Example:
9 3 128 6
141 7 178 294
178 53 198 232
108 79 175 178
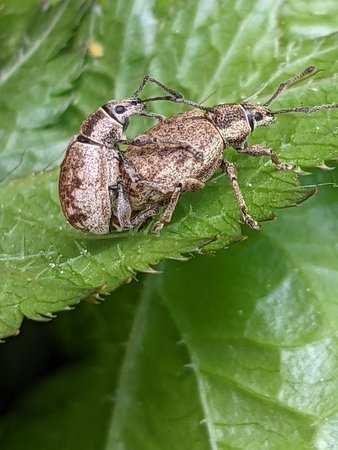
80 108 124 146
206 104 251 148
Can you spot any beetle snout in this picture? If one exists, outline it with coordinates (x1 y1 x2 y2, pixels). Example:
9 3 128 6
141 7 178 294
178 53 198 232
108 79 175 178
131 98 143 106
265 113 275 125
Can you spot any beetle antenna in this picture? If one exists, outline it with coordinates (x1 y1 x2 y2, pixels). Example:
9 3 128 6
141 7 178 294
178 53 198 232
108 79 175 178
141 95 180 103
273 103 338 115
263 66 317 107
132 75 150 97
141 96 210 111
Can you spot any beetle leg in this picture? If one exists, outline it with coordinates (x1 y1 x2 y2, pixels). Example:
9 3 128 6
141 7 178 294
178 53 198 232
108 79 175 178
137 111 166 122
118 152 140 183
130 205 161 227
237 143 294 170
132 75 209 111
220 160 260 230
136 180 173 194
105 149 133 229
120 135 204 161
151 187 181 234
133 75 184 100
138 177 204 195
151 178 204 233
112 182 132 229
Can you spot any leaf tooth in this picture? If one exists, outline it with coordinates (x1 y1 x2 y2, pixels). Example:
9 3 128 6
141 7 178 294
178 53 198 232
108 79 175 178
317 163 335 171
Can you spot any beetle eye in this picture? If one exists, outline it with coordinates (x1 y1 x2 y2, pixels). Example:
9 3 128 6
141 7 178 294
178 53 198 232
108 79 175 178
254 112 263 121
115 105 126 114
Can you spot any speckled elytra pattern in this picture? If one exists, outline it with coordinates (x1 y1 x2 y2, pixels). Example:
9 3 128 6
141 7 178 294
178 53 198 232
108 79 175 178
123 110 225 210
59 140 113 233
122 103 257 213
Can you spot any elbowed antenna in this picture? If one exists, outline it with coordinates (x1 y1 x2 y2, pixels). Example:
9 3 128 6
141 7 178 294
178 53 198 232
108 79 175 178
273 103 338 115
263 65 317 107
262 65 337 115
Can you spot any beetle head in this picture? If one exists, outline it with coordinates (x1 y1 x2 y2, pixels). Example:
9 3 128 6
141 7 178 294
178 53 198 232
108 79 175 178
241 103 275 131
103 98 145 124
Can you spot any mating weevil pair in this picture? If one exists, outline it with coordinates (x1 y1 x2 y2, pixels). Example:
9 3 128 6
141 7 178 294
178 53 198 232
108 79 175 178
59 75 203 233
59 66 338 234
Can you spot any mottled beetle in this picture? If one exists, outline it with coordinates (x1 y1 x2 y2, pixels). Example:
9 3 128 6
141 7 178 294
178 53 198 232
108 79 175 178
59 76 204 233
114 66 337 233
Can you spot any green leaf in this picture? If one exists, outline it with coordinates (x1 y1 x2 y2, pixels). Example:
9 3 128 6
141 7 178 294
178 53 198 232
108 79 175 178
0 0 93 181
1 0 337 338
1 181 338 449
2 3 338 449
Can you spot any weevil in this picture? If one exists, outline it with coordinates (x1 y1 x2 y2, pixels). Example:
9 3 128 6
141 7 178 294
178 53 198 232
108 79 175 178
58 76 204 233
115 66 337 233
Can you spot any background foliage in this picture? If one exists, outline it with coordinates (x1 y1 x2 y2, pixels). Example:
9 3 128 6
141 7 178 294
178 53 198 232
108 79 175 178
0 0 337 448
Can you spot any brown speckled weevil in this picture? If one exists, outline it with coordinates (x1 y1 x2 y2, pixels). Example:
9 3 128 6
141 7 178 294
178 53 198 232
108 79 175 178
116 66 337 233
59 76 204 233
